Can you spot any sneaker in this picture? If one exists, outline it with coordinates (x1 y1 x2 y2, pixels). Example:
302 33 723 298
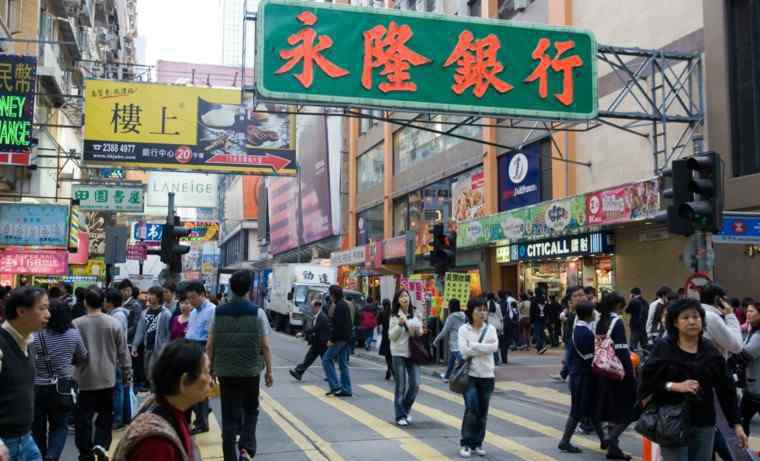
397 418 409 426
550 374 567 383
459 447 472 458
93 445 109 461
239 449 254 461
558 442 582 454
406 414 412 424
289 369 302 381
474 446 486 456
538 346 549 355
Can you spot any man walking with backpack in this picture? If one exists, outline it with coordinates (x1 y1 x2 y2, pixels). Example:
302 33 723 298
207 270 273 461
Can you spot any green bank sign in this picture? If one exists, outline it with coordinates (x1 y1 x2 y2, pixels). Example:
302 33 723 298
256 0 597 119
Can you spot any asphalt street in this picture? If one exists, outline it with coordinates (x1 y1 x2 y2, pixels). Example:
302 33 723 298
56 331 760 460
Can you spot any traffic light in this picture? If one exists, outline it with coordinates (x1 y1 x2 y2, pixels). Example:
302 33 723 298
429 223 455 274
661 158 693 236
163 216 191 274
679 151 724 233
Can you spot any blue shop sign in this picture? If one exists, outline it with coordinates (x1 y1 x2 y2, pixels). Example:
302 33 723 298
510 232 614 262
498 142 542 212
132 222 163 242
713 213 760 244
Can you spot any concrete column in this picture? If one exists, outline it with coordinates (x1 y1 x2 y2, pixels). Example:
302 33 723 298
383 0 396 240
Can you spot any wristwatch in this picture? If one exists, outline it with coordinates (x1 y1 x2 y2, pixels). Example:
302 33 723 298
665 382 674 392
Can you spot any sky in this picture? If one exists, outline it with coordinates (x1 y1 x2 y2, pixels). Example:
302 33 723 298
137 0 223 67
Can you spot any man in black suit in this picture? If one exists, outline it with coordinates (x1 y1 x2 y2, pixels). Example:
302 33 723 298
290 300 330 381
625 287 648 351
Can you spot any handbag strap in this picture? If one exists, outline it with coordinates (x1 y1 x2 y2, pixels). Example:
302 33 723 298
38 330 58 381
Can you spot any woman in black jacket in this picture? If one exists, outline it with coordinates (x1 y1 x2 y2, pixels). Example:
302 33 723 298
594 292 636 460
639 298 748 461
378 298 393 380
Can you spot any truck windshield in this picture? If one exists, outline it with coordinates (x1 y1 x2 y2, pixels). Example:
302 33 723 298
294 285 309 304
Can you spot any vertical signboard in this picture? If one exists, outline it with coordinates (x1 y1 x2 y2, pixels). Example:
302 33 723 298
298 113 333 245
498 142 542 211
452 167 485 222
267 177 299 255
0 55 37 166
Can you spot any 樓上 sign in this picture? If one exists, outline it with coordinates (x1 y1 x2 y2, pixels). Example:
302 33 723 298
72 184 145 212
256 0 597 119
0 54 37 166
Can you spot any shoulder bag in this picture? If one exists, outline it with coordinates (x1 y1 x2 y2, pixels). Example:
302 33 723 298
592 317 626 381
408 319 431 364
39 331 79 406
449 326 488 395
634 395 691 447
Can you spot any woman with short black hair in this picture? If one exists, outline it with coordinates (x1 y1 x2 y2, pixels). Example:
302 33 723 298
113 339 211 461
31 299 88 461
639 298 748 460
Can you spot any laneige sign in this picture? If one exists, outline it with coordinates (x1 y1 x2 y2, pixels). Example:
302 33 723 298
147 172 218 208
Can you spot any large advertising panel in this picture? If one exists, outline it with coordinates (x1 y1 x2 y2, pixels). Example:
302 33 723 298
0 54 36 166
84 80 295 175
298 113 332 245
267 177 299 255
498 143 542 211
0 203 68 247
147 172 218 208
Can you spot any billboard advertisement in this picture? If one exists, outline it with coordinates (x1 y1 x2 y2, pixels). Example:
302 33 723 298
298 114 332 245
498 143 541 211
0 54 36 166
0 249 68 275
452 167 485 222
83 80 295 175
585 178 660 226
0 203 68 247
147 172 218 208
72 184 145 212
267 177 299 255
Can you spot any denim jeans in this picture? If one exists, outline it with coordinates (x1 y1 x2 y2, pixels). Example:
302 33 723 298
443 351 463 380
1 433 42 461
32 384 71 461
391 356 420 422
112 369 132 427
533 320 546 350
461 377 495 449
322 341 352 394
659 426 715 461
219 376 260 461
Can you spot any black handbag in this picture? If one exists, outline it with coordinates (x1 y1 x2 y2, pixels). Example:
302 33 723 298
409 335 430 364
449 326 489 395
634 396 691 447
39 331 79 406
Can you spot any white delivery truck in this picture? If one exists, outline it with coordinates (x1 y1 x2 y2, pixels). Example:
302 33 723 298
264 263 337 333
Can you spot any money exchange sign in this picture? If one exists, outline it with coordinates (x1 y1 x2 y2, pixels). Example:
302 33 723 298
83 80 296 175
72 184 145 212
0 54 37 166
256 0 597 119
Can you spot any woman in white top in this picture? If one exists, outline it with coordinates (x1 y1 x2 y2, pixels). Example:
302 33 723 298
457 297 499 458
388 289 424 426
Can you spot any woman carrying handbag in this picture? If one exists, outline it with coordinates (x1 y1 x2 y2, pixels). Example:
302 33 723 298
637 298 748 461
456 297 499 458
31 299 89 461
388 289 424 426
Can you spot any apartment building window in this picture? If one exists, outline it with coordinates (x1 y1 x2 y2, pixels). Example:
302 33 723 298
728 0 760 177
0 0 22 33
357 205 384 245
394 113 481 173
357 142 384 189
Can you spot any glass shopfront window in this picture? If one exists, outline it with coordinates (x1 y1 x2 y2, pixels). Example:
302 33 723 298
358 143 384 190
394 114 482 173
393 198 408 236
357 204 384 245
392 178 454 252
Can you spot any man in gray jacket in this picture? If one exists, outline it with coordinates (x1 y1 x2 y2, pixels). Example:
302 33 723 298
130 286 171 387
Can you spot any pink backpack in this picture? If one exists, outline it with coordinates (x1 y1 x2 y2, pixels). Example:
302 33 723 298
592 317 625 381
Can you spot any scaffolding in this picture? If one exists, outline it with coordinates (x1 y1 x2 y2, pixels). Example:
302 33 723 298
240 3 704 173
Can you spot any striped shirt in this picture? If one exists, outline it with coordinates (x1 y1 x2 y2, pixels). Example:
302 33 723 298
30 328 88 385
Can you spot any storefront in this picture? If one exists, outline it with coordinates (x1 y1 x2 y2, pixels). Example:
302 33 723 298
497 232 616 297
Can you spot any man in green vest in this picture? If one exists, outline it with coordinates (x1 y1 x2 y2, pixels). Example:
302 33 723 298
207 270 273 461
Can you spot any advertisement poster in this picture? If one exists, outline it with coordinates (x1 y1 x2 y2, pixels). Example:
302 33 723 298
70 258 106 279
268 177 299 255
84 211 116 256
0 203 69 247
457 196 587 249
0 249 67 276
452 168 485 222
298 113 333 245
147 172 218 208
83 80 295 175
0 54 36 166
415 181 453 255
400 278 425 304
243 176 262 220
444 272 471 308
498 143 542 211
585 179 660 225
714 213 760 244
72 184 145 212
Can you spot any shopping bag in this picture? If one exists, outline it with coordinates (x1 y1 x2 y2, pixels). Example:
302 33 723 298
129 386 139 420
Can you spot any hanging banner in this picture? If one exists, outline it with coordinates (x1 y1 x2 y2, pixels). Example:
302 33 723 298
0 54 37 166
0 249 68 275
83 80 296 175
585 178 660 226
498 142 542 211
0 203 69 247
444 272 471 308
256 0 597 120
72 184 145 212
